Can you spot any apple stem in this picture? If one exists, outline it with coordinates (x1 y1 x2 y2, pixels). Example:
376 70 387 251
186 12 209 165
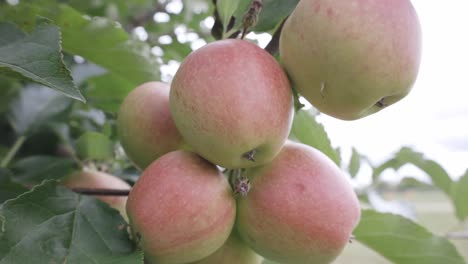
240 0 263 39
227 169 251 196
72 187 130 196
228 169 251 196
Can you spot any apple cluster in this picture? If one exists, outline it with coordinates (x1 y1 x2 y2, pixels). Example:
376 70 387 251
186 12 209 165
116 1 421 263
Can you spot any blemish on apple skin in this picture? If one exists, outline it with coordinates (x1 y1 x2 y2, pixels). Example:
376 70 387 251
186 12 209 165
247 234 257 245
294 183 306 193
314 3 321 13
320 82 326 98
326 7 334 18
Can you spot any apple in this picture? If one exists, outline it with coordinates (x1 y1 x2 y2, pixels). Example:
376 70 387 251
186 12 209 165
61 169 130 219
170 39 294 169
236 141 361 264
117 81 185 170
189 231 263 264
126 150 236 264
280 0 422 120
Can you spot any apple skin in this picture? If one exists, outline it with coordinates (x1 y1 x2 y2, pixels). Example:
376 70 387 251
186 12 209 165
170 39 294 169
189 231 263 264
126 150 236 264
61 169 130 219
117 81 185 170
236 141 361 264
280 0 422 120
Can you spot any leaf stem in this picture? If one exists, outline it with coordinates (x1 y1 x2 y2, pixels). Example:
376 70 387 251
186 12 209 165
0 135 26 168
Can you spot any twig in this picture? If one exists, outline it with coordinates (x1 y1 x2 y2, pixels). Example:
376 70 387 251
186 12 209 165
0 135 26 168
446 231 468 240
241 0 263 39
72 188 130 196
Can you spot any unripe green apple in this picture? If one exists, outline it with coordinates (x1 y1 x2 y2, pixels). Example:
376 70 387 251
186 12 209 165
236 141 361 264
126 150 236 264
117 81 185 170
280 0 422 120
189 231 263 264
170 39 294 169
61 169 130 219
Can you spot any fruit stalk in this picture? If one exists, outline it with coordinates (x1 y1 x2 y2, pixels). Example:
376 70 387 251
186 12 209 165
241 0 263 39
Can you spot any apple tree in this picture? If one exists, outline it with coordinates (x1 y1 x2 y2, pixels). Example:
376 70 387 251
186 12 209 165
0 0 467 263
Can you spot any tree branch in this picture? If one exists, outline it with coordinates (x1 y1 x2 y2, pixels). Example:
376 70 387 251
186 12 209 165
72 187 130 196
0 136 26 168
446 231 468 240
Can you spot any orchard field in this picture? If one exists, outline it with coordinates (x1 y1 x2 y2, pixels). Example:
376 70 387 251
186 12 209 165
1 0 467 264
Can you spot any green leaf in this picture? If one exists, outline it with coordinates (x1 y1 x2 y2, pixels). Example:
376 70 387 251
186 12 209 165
85 73 134 113
0 181 141 264
1 3 160 87
0 22 85 102
217 0 241 32
348 147 361 178
212 0 248 37
0 168 28 204
354 210 466 264
7 85 73 136
289 110 340 165
372 147 453 196
451 170 468 221
11 156 78 186
55 4 159 86
253 0 299 32
75 131 114 160
0 77 20 114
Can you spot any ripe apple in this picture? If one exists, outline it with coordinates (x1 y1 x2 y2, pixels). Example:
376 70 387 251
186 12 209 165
280 0 422 120
236 141 361 264
170 39 294 169
61 169 130 219
189 231 263 264
117 81 185 170
126 150 236 264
